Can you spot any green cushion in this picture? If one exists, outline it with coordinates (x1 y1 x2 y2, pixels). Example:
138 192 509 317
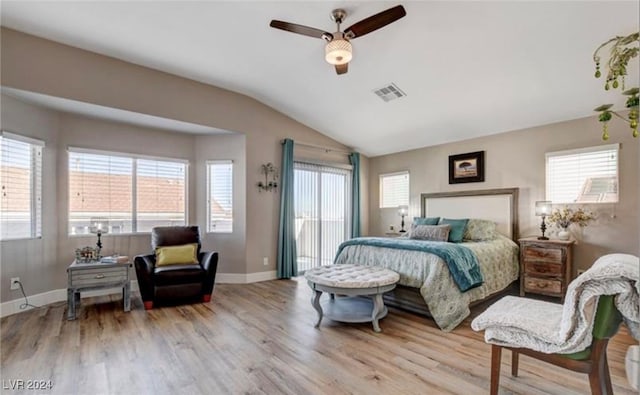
560 295 622 360
439 218 469 243
413 217 440 226
155 243 199 266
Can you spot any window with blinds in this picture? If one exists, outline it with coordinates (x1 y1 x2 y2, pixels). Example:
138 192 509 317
294 162 352 271
546 144 619 204
1 131 43 240
137 159 186 232
207 161 233 233
379 171 409 208
68 148 187 234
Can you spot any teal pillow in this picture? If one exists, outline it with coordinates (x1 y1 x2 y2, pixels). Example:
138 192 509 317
439 218 469 242
413 217 440 226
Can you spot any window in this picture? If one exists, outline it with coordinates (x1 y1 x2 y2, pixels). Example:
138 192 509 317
379 171 409 208
1 131 43 240
68 148 187 234
294 162 351 271
207 161 233 233
546 144 619 204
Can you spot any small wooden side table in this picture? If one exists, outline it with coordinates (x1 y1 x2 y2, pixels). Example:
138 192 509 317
67 260 132 320
518 238 575 302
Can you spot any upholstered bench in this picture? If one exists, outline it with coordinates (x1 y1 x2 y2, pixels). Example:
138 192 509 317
304 264 400 332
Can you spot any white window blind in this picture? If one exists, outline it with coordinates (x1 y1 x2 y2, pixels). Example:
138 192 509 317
379 171 409 208
136 159 186 232
207 161 233 233
1 132 43 240
546 144 619 204
69 148 187 234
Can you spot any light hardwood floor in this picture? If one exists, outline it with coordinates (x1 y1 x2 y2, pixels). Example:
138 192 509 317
1 278 637 395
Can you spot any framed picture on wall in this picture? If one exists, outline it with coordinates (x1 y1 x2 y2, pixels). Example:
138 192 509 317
449 151 485 184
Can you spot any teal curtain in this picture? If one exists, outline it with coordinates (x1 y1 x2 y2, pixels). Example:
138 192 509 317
349 152 361 238
277 139 297 278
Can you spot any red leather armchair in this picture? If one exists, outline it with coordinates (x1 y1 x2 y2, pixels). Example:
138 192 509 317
134 226 218 310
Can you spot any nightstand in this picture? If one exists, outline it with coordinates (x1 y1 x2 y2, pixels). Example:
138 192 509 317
67 260 132 320
384 232 404 238
518 238 575 302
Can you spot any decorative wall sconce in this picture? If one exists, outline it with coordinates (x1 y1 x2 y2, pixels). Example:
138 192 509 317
258 162 278 192
592 32 639 140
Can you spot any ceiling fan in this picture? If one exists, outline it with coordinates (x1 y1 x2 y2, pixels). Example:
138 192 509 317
269 5 406 75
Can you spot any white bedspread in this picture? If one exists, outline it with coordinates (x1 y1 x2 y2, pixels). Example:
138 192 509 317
471 253 640 354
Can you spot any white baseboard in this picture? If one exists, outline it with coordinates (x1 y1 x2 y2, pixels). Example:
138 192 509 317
0 271 279 318
0 281 139 318
216 270 277 284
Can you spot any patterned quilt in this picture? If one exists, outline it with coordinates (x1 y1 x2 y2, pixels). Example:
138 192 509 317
335 237 482 292
334 235 519 331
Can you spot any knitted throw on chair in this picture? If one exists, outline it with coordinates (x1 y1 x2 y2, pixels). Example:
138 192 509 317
471 253 639 354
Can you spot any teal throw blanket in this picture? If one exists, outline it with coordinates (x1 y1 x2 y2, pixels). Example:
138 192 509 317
335 237 483 292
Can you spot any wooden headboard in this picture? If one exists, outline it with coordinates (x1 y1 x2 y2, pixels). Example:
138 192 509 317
420 188 519 241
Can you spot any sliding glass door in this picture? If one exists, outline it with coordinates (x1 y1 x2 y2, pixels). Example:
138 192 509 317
294 162 351 272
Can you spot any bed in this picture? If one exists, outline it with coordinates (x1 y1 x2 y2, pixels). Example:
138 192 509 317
334 188 520 331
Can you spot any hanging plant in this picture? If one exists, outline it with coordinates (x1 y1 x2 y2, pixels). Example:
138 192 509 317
592 32 639 140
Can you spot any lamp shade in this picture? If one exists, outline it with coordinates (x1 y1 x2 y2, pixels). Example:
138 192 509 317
397 205 409 216
535 201 552 216
325 39 353 65
89 217 109 234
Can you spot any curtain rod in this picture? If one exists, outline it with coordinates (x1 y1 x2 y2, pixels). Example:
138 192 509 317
287 140 353 155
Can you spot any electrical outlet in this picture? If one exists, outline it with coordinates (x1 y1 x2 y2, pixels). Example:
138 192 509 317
263 257 269 266
10 277 20 290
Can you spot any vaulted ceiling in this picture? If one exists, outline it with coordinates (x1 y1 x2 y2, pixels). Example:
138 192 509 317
1 1 638 156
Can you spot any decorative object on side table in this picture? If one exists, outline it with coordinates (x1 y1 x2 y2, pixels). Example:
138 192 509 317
449 151 485 184
535 201 552 240
548 206 595 241
75 246 101 263
592 32 639 140
397 205 408 233
257 162 278 192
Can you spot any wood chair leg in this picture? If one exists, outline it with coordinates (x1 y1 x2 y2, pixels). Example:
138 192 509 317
588 341 613 395
491 345 502 395
602 352 613 394
511 350 519 377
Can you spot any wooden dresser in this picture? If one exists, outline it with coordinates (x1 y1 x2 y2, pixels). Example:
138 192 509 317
518 238 575 302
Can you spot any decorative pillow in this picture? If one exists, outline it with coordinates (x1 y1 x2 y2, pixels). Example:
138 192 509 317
155 243 199 266
464 219 498 241
409 224 451 242
413 216 440 226
439 218 469 243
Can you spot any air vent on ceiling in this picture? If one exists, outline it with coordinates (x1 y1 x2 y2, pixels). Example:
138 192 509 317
373 83 406 102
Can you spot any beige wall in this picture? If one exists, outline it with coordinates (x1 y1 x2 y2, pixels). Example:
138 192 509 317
0 94 200 301
195 133 247 274
1 28 369 302
1 95 60 302
369 116 639 274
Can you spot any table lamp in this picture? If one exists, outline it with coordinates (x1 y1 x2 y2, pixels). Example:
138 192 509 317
535 201 552 240
397 205 409 233
89 217 109 251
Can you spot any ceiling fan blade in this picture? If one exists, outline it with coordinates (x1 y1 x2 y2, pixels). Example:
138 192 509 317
270 20 333 40
344 5 406 39
335 63 348 75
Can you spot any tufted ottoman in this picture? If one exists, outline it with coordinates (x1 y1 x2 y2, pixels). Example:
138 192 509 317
304 264 400 332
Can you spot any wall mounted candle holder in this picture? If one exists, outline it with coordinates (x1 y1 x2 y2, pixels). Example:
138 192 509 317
258 162 278 192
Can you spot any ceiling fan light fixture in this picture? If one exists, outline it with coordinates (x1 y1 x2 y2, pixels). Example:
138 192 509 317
325 38 352 65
